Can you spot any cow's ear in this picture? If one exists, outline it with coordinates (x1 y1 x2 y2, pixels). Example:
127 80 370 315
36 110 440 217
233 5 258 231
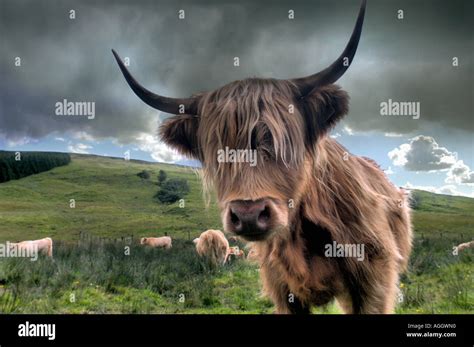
159 114 200 158
299 84 349 145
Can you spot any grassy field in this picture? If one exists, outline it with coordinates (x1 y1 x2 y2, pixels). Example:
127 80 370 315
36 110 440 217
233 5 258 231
0 154 221 242
0 154 472 313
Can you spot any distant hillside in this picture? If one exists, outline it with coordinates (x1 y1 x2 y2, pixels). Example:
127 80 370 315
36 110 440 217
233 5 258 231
0 153 472 243
409 189 474 240
0 153 220 242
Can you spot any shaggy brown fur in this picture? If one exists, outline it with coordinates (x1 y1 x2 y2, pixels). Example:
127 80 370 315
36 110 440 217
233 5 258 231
195 229 230 266
160 78 413 314
112 0 406 313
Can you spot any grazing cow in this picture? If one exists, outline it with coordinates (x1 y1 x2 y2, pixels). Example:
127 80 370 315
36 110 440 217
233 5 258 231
114 0 412 314
227 246 245 260
454 240 474 253
194 230 229 265
140 236 172 249
10 237 53 258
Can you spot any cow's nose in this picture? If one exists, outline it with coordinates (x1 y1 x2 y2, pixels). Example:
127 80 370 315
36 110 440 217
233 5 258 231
228 199 271 239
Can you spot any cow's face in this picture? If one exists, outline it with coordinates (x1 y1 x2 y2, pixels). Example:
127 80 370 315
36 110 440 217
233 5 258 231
159 81 349 241
112 0 365 242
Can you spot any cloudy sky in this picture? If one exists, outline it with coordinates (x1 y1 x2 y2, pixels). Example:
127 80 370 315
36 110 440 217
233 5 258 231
0 0 472 196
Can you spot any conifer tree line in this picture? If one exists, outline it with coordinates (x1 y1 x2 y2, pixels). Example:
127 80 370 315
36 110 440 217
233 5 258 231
0 151 71 183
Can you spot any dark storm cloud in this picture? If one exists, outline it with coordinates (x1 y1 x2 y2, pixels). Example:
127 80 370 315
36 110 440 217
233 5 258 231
0 0 472 144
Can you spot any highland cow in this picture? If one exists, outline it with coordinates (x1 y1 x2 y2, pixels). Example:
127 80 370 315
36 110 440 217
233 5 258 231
113 0 413 313
226 246 245 262
194 229 230 265
140 236 172 249
454 240 474 253
9 237 53 258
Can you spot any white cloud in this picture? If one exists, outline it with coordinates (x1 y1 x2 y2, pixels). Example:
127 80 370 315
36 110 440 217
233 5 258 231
342 125 354 135
72 131 96 142
390 135 474 188
384 132 404 138
330 132 341 139
384 166 394 175
445 160 474 185
388 135 457 171
135 132 183 163
437 185 464 196
6 137 31 147
403 182 439 194
68 143 92 154
54 137 65 142
389 143 411 167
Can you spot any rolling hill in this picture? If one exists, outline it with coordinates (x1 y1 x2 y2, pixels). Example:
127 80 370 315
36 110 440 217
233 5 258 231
1 153 473 243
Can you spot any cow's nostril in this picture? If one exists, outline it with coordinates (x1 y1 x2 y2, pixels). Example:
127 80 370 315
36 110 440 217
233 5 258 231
258 206 271 225
230 210 241 226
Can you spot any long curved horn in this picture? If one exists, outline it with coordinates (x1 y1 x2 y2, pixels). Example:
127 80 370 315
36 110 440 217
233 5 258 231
291 0 366 96
112 49 199 115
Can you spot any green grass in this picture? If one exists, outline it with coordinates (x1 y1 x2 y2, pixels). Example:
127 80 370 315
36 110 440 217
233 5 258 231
0 240 272 314
0 154 473 313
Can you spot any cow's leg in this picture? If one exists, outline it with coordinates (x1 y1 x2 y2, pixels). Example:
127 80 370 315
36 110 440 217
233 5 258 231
338 259 399 314
260 267 310 314
360 260 399 314
288 296 311 314
273 287 310 314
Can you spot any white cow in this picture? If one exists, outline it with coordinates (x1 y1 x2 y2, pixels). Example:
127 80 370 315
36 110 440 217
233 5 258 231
10 237 53 257
454 240 474 253
140 236 172 249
